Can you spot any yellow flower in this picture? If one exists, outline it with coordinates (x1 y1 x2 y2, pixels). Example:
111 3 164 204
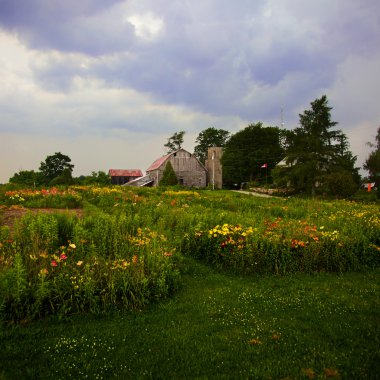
69 243 76 249
76 260 83 266
39 268 49 277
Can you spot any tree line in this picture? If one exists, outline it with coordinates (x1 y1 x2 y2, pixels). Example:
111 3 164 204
7 95 380 197
166 95 379 197
9 152 110 187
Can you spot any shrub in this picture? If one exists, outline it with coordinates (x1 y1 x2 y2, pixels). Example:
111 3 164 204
159 162 178 186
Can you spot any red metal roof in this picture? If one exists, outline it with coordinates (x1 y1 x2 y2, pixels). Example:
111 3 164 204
108 169 143 177
146 153 172 172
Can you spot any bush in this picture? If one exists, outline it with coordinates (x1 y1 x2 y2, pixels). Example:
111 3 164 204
159 162 178 186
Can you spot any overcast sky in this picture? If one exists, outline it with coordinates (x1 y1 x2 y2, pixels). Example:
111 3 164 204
1 0 379 183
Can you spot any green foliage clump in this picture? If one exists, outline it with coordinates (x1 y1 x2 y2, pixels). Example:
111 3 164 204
159 161 178 186
164 131 185 153
194 127 230 164
273 95 360 196
0 210 180 323
221 122 284 188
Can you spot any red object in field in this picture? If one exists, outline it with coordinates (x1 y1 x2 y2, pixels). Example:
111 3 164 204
368 183 372 192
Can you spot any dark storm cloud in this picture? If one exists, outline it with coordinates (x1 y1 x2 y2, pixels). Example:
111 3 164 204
0 0 133 55
1 0 379 182
1 0 379 123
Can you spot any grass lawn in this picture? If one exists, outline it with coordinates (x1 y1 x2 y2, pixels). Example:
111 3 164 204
1 259 379 380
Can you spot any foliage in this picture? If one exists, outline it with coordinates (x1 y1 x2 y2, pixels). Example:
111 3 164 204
193 127 230 164
364 126 380 185
183 208 380 274
164 131 185 153
321 170 360 198
1 186 379 324
77 171 111 185
39 152 74 185
9 170 44 187
274 96 359 196
221 123 284 188
0 210 180 323
159 161 178 186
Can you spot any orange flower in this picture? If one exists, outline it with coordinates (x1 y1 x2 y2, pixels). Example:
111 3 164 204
39 268 49 276
301 368 315 379
248 338 262 345
323 368 339 378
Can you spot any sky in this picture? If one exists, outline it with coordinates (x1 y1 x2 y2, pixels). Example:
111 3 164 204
1 0 379 183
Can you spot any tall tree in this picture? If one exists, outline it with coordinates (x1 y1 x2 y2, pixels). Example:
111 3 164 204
274 95 359 196
194 127 230 164
364 126 380 182
164 131 185 153
39 152 74 184
221 123 284 188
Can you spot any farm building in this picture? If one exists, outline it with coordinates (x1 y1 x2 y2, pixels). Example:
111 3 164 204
108 169 143 185
146 149 207 187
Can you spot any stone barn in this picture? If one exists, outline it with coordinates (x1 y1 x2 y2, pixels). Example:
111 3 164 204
146 149 207 187
108 169 143 185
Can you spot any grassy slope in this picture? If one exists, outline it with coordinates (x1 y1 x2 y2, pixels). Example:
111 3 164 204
1 259 379 380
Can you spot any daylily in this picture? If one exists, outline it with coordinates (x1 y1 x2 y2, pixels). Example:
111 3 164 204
60 253 67 260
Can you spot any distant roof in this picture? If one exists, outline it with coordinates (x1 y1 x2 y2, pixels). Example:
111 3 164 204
108 169 143 177
146 152 172 172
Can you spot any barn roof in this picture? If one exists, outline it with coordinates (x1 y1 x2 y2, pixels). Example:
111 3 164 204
108 169 143 177
146 152 172 172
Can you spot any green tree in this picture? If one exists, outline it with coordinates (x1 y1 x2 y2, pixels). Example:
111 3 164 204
221 123 284 188
81 171 111 185
364 126 380 182
194 127 230 164
164 131 185 153
159 161 178 186
9 170 43 187
49 168 74 186
39 152 74 184
274 95 359 196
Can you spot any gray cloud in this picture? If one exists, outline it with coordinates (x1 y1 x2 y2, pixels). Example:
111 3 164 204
0 0 379 182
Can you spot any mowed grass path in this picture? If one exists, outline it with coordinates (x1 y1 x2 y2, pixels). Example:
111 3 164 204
1 260 379 379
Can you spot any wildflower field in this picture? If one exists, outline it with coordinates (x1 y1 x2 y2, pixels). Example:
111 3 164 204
0 185 379 322
0 185 379 379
